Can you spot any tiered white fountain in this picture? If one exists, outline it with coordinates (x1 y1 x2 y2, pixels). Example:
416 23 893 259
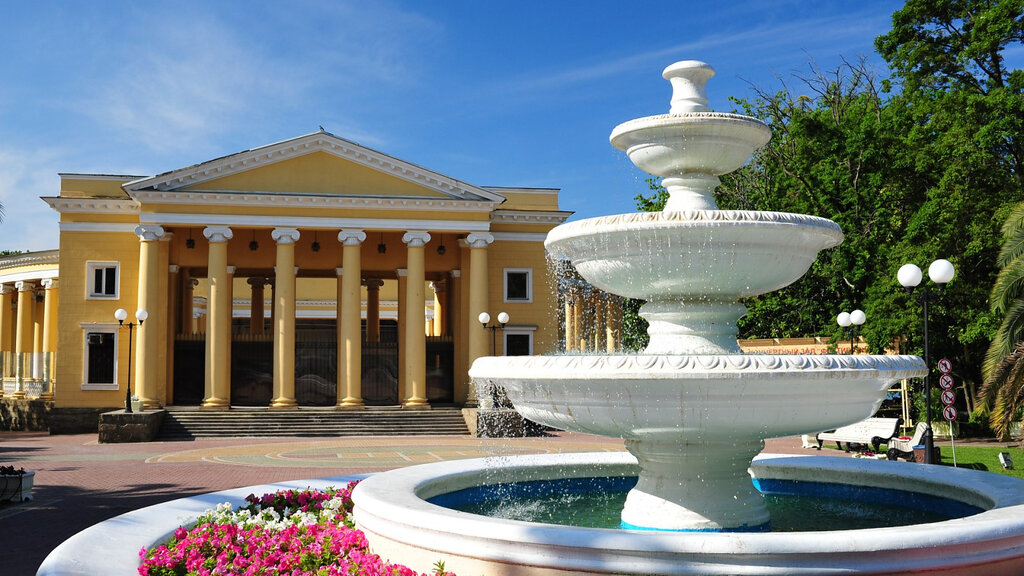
470 60 927 532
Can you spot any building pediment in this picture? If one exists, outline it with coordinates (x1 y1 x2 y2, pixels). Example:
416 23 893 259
124 131 506 205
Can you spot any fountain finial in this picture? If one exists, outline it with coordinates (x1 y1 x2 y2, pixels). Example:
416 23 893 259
663 61 714 114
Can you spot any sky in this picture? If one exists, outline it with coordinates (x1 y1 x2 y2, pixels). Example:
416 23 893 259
0 0 909 252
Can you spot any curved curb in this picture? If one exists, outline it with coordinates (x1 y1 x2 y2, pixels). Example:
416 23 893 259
36 475 365 576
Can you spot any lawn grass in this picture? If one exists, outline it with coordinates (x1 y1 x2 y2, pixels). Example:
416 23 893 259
934 443 1024 479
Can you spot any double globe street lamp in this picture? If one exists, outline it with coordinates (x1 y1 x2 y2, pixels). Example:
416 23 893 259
114 308 148 413
897 259 955 464
478 311 510 356
836 309 866 354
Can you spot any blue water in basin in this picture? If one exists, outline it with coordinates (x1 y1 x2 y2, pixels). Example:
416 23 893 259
429 476 983 532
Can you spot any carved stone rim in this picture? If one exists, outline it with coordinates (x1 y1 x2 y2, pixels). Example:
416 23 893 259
471 354 927 378
547 210 843 245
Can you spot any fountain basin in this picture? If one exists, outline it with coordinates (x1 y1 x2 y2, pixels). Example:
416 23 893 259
544 211 843 301
352 452 1024 576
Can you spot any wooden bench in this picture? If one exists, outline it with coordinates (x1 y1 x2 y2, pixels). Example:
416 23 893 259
816 417 903 452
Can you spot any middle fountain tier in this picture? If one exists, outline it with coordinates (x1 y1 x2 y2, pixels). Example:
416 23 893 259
469 60 927 532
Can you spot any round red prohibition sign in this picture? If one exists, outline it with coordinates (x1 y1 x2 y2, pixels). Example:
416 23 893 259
943 405 958 422
941 389 956 405
939 374 954 390
937 358 952 374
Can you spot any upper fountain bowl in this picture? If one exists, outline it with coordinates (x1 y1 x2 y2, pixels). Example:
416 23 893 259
610 112 771 179
610 61 773 212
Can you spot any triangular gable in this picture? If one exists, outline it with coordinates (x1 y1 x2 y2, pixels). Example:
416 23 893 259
124 131 506 203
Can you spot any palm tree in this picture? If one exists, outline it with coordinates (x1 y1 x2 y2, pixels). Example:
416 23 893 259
980 202 1024 440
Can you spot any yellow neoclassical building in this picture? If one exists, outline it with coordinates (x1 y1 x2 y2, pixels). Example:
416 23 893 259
0 131 570 419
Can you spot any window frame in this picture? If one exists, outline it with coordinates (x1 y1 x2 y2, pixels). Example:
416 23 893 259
86 261 120 300
81 323 119 390
503 268 533 303
503 326 536 356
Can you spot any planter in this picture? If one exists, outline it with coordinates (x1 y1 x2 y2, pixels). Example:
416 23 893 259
130 399 144 412
0 471 34 502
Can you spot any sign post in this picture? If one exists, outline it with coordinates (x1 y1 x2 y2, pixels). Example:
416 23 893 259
939 359 957 467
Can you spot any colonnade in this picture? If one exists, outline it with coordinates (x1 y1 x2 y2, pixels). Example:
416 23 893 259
132 225 494 411
0 278 58 399
562 284 622 353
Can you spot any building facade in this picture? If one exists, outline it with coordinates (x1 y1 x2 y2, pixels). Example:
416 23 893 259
0 131 570 413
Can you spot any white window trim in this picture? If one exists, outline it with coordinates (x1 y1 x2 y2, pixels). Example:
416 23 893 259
503 325 537 356
86 261 120 300
81 322 119 390
503 267 533 303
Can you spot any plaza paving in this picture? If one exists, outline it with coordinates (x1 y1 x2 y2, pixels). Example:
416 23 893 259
1 430 821 576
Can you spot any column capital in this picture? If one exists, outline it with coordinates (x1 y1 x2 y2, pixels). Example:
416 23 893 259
40 279 58 290
226 266 236 275
203 226 233 243
338 229 367 246
430 279 447 293
465 232 494 248
168 264 180 274
450 269 462 278
160 231 174 242
396 268 408 277
14 281 36 292
0 283 14 294
402 231 431 247
247 277 267 288
271 227 300 244
363 278 385 289
135 224 166 242
335 267 345 277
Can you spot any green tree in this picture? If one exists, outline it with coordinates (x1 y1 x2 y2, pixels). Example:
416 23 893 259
877 0 1024 423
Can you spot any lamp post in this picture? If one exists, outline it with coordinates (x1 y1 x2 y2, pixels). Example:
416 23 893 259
478 311 510 355
897 259 955 464
114 308 148 413
836 309 865 354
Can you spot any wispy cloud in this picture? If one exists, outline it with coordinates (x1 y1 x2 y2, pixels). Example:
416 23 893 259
0 146 62 252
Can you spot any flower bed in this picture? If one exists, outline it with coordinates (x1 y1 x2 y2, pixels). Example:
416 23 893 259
139 482 453 576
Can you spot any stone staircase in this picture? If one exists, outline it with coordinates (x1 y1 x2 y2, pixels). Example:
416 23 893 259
157 406 470 440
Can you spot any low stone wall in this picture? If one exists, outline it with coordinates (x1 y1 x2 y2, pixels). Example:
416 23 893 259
98 410 166 443
49 408 113 434
0 398 53 431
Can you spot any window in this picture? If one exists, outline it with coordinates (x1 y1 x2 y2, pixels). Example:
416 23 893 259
504 327 536 356
504 268 532 303
87 262 119 299
82 325 117 390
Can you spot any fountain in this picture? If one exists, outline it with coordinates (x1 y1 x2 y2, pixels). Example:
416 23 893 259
350 61 1024 574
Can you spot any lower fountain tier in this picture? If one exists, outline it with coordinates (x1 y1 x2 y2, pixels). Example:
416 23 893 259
470 353 926 530
470 354 926 442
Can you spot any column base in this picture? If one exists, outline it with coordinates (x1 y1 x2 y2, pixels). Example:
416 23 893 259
269 398 299 409
337 398 365 410
11 390 26 399
200 398 230 410
402 397 431 410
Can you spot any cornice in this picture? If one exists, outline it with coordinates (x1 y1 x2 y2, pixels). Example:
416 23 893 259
129 189 497 213
42 196 138 214
491 209 573 225
126 132 507 203
0 250 60 271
